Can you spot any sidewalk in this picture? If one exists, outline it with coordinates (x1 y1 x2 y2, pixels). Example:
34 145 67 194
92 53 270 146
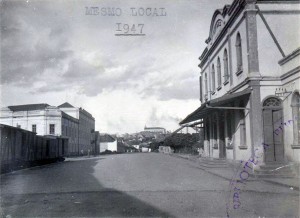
171 153 300 191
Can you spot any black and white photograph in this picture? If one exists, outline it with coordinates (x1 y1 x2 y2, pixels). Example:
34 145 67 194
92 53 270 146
0 0 299 217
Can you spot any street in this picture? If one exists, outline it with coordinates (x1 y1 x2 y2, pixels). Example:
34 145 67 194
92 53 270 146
1 153 299 218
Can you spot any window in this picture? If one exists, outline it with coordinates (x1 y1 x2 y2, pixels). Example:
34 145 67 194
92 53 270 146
236 33 243 73
50 124 55 135
223 49 229 82
211 65 216 91
32 124 36 133
239 101 246 147
291 92 300 146
199 76 203 102
205 73 208 97
217 57 222 88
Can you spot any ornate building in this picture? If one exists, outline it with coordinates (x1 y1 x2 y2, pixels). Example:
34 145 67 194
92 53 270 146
180 0 300 171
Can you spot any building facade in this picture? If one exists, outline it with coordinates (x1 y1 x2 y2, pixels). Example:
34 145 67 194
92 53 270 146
58 102 95 155
180 0 300 168
144 126 166 134
0 102 95 156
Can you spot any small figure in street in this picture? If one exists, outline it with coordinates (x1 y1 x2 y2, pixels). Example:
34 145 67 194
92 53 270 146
198 148 204 157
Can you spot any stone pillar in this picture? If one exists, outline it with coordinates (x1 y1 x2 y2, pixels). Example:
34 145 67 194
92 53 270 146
249 80 263 161
209 116 213 157
244 0 260 77
245 0 263 162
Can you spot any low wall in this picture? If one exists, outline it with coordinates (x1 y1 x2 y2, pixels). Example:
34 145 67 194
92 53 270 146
0 124 68 174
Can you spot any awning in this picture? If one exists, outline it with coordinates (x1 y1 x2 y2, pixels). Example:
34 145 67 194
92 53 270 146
179 88 251 125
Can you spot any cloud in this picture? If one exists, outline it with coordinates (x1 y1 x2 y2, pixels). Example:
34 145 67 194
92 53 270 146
1 0 233 133
1 0 204 101
1 0 73 86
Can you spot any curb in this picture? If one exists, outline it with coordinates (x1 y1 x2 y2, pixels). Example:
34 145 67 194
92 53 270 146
0 160 63 176
262 179 300 191
170 153 300 190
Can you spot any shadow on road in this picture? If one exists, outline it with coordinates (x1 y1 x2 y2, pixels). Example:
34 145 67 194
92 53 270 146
1 157 171 217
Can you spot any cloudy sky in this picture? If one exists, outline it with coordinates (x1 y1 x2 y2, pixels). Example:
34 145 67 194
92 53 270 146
1 0 232 134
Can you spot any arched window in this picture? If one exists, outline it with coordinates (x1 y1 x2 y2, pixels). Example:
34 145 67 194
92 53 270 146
205 73 208 97
291 92 300 146
263 97 281 107
199 76 202 102
211 65 216 91
217 57 222 88
223 49 229 82
236 33 243 72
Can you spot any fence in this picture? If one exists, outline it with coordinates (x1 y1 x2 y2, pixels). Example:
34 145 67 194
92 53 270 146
0 124 68 174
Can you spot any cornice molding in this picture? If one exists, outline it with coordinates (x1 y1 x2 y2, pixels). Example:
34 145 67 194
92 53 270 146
278 48 300 66
280 66 300 80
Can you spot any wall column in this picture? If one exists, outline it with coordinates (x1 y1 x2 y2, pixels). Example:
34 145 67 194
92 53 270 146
249 80 263 161
245 0 260 77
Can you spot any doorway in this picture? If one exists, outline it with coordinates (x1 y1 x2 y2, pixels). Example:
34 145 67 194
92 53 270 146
262 97 284 163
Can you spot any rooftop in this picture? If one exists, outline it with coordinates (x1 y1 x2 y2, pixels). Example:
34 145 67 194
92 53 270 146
99 134 116 143
144 127 165 129
58 102 75 108
8 103 50 112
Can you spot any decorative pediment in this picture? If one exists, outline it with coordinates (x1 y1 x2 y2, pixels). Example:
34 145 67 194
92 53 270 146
213 19 223 35
209 11 224 42
206 4 231 44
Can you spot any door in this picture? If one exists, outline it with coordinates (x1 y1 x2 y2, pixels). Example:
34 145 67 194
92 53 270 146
262 97 284 163
273 109 284 162
219 113 226 158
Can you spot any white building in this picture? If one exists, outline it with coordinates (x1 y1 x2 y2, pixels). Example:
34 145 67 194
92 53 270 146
99 134 117 152
0 102 96 156
0 104 60 135
180 0 300 173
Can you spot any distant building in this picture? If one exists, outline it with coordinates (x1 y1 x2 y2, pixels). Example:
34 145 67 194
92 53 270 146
58 102 95 155
0 102 96 156
0 104 79 155
144 126 166 134
99 134 117 152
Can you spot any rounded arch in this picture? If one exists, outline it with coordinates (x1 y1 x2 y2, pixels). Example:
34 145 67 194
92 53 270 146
262 96 282 108
211 64 216 91
235 32 243 71
223 49 229 81
217 57 222 87
235 32 241 46
223 48 228 58
291 90 300 146
262 95 284 162
209 10 224 39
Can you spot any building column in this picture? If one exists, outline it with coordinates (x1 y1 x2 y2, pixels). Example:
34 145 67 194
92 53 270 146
245 0 260 77
249 80 263 162
209 116 213 157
